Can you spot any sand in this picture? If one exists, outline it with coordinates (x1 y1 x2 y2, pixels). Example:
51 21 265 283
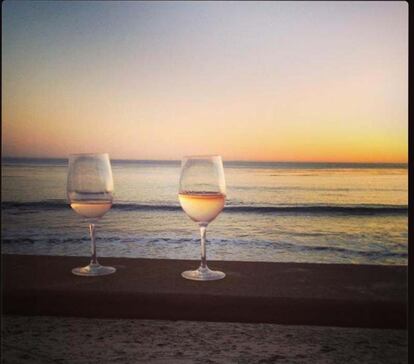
2 315 407 364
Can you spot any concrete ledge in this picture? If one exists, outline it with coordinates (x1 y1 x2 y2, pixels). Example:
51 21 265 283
2 255 407 328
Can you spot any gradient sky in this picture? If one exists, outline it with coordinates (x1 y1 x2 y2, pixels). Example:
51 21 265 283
2 1 408 162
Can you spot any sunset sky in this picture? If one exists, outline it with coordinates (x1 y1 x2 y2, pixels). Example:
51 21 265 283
2 1 408 162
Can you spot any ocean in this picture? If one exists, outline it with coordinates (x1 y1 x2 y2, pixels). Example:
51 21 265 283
1 158 408 265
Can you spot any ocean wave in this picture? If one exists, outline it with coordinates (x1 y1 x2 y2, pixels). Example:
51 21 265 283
1 200 408 215
1 236 408 260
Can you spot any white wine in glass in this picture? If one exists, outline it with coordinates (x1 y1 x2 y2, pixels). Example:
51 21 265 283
67 153 116 276
178 155 226 281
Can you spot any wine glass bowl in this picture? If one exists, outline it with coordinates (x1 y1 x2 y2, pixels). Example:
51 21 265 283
67 153 116 276
178 155 226 281
178 191 225 224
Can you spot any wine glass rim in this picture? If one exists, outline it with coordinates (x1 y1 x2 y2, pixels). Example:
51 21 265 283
182 154 222 159
68 152 109 157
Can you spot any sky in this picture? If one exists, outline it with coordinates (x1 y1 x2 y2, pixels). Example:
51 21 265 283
2 1 408 162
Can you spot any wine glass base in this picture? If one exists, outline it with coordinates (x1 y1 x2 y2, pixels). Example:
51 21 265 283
181 266 225 281
72 263 116 276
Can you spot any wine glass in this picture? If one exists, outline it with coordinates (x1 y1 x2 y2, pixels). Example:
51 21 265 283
178 155 226 281
67 153 116 276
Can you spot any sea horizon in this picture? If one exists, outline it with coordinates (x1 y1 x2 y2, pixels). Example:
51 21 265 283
1 156 408 169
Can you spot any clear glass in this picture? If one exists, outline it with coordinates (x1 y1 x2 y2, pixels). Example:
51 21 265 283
178 155 226 281
67 153 116 276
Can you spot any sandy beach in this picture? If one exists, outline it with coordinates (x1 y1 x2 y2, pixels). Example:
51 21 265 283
2 315 408 364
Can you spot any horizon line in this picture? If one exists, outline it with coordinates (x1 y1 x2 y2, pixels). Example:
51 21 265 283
1 156 408 165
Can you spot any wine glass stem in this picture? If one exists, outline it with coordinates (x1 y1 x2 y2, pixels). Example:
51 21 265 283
89 223 98 266
199 224 207 269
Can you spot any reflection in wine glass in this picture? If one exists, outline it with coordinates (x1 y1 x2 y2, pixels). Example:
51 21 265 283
67 153 116 276
178 155 226 281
